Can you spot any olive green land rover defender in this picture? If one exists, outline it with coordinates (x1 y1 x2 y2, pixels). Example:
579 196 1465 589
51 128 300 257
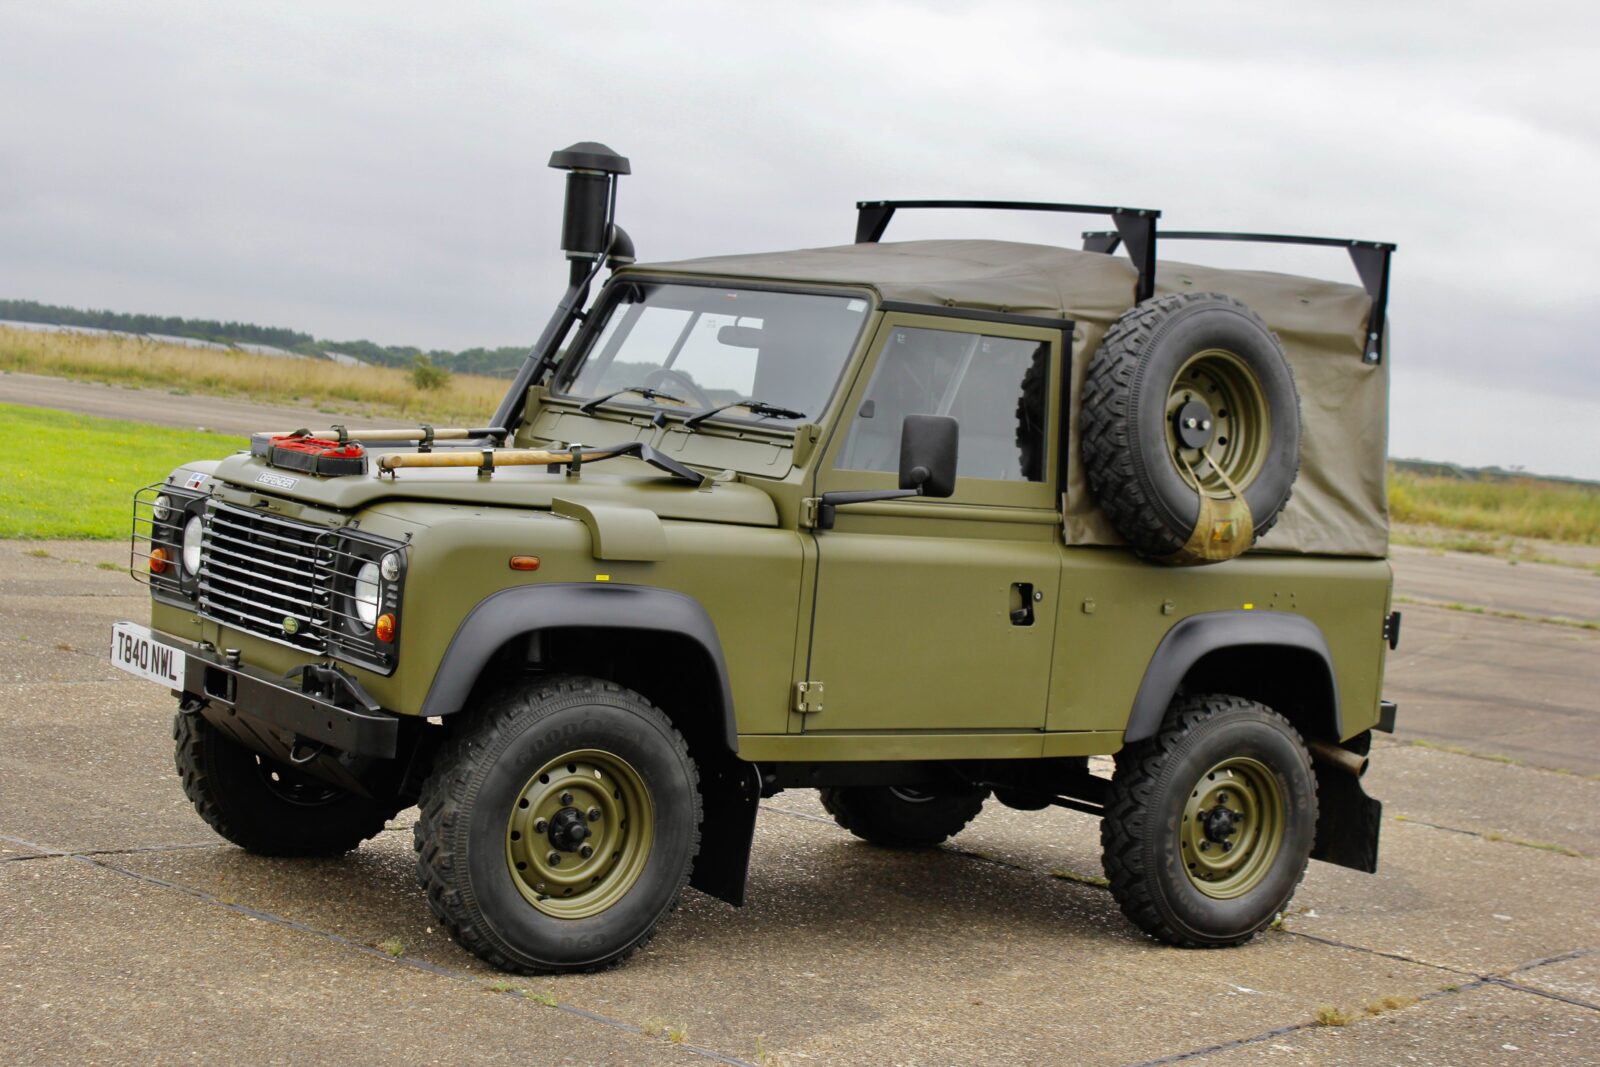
112 142 1401 973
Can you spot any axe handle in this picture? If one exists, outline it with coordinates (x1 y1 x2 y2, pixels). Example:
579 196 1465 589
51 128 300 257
378 448 618 472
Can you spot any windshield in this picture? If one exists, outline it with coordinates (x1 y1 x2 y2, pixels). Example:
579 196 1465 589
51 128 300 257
558 281 871 423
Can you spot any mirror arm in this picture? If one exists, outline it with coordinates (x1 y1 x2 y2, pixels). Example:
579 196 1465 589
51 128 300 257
815 488 920 530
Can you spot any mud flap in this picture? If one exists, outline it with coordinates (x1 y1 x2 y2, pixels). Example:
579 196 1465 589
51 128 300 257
1311 765 1383 873
689 757 761 906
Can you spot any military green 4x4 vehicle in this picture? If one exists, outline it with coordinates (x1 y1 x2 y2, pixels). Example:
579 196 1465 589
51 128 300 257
112 142 1402 974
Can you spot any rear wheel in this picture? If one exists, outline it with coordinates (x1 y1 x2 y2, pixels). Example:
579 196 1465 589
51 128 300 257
1101 693 1317 946
820 784 988 848
415 675 700 974
173 712 392 856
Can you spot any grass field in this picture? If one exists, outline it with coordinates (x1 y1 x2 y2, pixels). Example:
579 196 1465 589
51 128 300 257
1389 468 1600 546
0 325 506 425
0 404 241 539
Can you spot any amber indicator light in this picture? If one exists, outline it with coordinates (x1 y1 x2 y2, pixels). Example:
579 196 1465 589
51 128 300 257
148 547 171 574
375 613 396 643
509 555 541 571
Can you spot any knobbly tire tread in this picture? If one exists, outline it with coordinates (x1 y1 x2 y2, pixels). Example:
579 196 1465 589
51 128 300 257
413 674 701 975
1080 292 1301 557
819 785 988 848
1100 693 1317 947
173 712 391 857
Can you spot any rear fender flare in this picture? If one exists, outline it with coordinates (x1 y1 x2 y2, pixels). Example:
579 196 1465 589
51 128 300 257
1124 610 1340 743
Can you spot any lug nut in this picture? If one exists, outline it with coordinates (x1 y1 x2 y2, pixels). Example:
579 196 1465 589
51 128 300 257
548 852 562 866
587 807 602 822
559 791 573 806
580 845 594 859
533 818 548 834
1199 841 1210 852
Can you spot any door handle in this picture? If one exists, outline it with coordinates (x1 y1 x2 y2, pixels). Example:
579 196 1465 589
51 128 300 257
1010 582 1036 626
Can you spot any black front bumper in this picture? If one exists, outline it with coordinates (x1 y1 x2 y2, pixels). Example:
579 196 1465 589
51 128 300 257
168 634 401 759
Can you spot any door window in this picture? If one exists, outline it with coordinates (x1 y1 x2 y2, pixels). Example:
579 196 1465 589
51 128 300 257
838 326 1050 482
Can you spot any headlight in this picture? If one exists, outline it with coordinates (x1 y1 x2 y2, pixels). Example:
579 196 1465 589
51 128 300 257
181 515 204 574
153 494 174 522
353 561 380 627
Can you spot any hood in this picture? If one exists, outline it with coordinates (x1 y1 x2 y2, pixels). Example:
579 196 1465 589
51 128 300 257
209 450 779 527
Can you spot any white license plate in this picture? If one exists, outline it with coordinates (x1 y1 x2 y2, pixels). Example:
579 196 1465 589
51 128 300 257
110 621 186 688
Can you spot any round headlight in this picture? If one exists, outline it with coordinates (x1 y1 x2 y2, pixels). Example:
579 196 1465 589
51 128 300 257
153 494 174 522
353 561 380 627
379 551 402 583
181 515 204 574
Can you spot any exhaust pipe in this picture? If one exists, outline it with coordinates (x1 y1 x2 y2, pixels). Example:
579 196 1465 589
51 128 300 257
1308 740 1369 778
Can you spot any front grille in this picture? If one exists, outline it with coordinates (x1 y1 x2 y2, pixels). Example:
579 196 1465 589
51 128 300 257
195 502 403 671
200 504 329 652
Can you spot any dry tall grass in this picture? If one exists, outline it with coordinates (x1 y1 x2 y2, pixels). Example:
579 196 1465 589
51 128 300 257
0 325 507 425
1389 468 1600 545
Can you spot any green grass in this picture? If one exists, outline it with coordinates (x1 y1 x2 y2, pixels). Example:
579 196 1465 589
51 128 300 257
1389 468 1600 545
0 403 241 539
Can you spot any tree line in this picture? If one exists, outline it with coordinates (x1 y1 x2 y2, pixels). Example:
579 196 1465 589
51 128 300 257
0 298 529 378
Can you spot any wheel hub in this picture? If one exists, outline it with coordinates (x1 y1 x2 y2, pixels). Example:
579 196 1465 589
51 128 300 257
1173 399 1215 450
505 748 654 919
546 806 591 852
1180 757 1285 899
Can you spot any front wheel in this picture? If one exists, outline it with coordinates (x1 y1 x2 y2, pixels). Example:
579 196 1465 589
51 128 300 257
1101 693 1317 947
173 712 393 856
414 676 700 974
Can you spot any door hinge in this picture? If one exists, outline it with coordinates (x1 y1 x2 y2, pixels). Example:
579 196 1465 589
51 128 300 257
799 497 821 529
794 680 825 714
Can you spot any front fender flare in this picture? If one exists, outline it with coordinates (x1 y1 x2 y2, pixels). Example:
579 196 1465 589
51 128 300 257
1124 610 1340 743
419 583 737 751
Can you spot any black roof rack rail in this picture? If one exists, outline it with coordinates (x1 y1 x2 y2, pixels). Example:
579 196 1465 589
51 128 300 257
856 200 1161 303
1082 230 1396 364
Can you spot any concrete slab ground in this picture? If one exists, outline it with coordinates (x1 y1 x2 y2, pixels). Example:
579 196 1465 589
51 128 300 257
1 540 1596 1065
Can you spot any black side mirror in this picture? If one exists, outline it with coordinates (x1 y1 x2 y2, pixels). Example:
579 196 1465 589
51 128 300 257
815 414 961 529
898 414 959 498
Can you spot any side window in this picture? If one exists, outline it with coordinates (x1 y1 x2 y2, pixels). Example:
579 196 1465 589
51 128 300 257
838 326 1050 482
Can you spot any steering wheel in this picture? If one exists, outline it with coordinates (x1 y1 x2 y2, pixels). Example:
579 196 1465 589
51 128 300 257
643 368 714 409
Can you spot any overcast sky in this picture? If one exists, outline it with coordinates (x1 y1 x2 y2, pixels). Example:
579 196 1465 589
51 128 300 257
3 1 1597 476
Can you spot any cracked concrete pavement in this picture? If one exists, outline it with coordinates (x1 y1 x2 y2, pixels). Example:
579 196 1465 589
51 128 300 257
1 534 1596 1065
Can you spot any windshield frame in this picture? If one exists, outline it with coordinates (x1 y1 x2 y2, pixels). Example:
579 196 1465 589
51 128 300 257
548 274 878 431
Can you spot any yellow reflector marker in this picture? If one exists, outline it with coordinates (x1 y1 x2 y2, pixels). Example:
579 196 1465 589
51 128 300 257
1243 603 1254 610
594 574 611 582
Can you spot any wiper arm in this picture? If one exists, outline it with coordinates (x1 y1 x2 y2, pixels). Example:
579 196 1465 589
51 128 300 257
683 399 808 430
579 386 687 415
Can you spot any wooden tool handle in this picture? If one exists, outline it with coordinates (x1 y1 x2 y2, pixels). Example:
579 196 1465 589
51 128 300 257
256 427 497 442
378 448 620 472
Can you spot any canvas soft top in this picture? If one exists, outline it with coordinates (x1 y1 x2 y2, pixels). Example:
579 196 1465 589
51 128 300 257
628 238 1390 559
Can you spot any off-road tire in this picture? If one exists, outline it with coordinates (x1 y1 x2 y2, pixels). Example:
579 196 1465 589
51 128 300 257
1101 693 1317 947
1081 293 1301 558
414 675 701 974
820 784 988 848
173 712 392 856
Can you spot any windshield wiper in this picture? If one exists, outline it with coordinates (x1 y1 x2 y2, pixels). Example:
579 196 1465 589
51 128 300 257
579 386 687 415
683 399 808 430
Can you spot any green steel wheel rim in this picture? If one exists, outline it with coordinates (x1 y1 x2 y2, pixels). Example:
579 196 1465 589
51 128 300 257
1180 756 1285 900
1164 348 1271 496
505 748 655 919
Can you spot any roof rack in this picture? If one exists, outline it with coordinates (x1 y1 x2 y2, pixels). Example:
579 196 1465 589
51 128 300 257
856 200 1161 302
1082 230 1396 364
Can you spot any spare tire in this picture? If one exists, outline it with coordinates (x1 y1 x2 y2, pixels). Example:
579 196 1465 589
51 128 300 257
1081 293 1300 563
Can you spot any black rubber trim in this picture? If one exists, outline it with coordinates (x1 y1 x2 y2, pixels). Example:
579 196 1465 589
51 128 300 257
878 301 1074 332
419 583 738 751
1124 611 1340 743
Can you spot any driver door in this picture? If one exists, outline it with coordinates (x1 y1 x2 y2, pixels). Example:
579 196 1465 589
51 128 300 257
804 310 1067 735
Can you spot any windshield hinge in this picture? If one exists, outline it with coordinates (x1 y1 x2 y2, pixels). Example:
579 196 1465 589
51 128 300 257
794 681 825 715
799 497 821 529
